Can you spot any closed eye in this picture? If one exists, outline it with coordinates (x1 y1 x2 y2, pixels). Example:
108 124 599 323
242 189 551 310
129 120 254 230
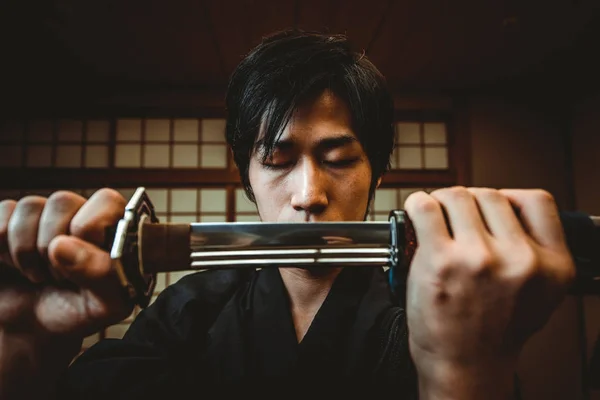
323 158 359 168
261 161 294 170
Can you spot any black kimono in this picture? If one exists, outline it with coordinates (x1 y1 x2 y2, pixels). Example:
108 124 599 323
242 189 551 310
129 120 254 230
58 266 417 398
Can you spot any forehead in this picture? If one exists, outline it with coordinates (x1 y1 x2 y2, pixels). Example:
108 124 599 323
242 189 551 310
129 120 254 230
293 90 351 125
262 90 356 143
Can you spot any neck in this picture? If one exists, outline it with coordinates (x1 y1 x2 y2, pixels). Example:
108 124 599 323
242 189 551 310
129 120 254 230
279 267 342 342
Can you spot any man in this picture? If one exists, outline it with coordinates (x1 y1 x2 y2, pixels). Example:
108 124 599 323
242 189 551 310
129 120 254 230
0 30 574 399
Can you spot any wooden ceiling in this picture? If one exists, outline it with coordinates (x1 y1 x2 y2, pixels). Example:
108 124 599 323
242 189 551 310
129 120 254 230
1 0 599 113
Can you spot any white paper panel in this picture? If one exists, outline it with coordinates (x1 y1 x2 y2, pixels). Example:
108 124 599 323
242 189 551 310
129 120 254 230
0 121 24 142
85 145 109 168
171 189 197 212
201 215 227 222
424 147 448 169
397 147 422 169
81 333 100 349
145 188 168 213
117 188 137 201
200 144 227 168
26 145 53 167
116 119 142 141
200 189 226 212
374 188 397 211
235 214 261 222
105 323 130 339
154 273 167 292
27 120 53 143
235 188 256 212
115 144 141 167
143 144 170 167
169 214 196 223
396 122 420 144
201 119 226 142
168 271 197 284
174 119 199 142
86 120 110 142
399 188 423 206
57 119 83 142
145 119 170 142
173 144 198 167
423 122 447 144
0 145 22 167
56 145 82 167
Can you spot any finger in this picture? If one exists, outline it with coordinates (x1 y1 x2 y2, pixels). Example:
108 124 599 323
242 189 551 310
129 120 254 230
429 186 489 241
404 190 452 249
69 188 127 248
467 188 526 241
48 235 130 308
7 196 47 283
0 199 17 267
37 191 87 281
47 235 134 333
498 189 565 248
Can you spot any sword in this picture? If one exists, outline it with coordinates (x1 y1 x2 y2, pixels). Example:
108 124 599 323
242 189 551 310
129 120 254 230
109 187 600 308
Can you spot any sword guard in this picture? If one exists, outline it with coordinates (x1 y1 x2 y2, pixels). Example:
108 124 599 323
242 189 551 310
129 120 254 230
109 187 159 308
388 210 417 296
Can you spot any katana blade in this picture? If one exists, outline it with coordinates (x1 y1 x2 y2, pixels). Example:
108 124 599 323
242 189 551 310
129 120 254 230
187 221 391 250
138 220 398 274
190 246 393 269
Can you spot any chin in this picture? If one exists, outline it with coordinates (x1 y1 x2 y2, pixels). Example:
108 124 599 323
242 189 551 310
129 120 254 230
298 265 340 276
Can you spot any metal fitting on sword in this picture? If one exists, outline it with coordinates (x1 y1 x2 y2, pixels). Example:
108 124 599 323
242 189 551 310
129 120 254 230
109 187 159 308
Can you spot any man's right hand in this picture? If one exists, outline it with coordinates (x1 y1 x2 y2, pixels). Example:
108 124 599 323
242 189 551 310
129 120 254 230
0 188 134 397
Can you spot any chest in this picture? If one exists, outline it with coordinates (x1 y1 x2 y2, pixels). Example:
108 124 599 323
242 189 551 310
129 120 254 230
291 307 320 342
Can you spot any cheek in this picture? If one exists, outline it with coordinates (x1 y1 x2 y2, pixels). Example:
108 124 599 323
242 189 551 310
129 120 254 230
334 166 373 212
248 161 285 217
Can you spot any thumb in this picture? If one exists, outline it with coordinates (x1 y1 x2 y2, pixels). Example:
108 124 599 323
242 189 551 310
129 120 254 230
48 235 133 326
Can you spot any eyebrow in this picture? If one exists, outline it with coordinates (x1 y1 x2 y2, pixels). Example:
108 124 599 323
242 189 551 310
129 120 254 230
255 134 358 155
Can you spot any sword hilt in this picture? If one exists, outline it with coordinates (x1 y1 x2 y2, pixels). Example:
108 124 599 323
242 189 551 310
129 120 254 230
108 187 600 308
387 209 600 296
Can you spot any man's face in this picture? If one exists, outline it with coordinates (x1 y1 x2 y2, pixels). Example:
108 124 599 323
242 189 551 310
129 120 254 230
248 90 374 223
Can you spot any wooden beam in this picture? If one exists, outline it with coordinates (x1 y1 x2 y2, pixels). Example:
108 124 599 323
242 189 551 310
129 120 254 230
451 96 472 187
0 168 241 190
380 170 455 187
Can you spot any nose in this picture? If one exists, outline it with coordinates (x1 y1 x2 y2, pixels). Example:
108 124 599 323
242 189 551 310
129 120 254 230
290 158 328 217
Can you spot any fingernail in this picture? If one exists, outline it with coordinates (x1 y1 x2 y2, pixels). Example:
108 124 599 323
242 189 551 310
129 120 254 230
55 239 87 267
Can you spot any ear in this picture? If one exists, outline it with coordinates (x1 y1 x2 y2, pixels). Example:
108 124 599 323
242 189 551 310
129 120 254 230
376 177 382 190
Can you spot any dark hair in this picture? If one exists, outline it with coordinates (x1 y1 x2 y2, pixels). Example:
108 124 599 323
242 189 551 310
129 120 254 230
225 29 395 202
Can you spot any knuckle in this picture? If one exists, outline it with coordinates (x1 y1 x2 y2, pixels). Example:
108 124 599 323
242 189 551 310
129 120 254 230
405 191 438 215
70 189 125 241
69 218 92 239
509 245 540 280
46 190 82 210
531 189 555 207
17 195 46 211
433 186 469 203
0 199 17 239
471 187 503 203
466 247 496 275
518 245 539 268
94 188 126 206
0 199 17 213
432 256 456 279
